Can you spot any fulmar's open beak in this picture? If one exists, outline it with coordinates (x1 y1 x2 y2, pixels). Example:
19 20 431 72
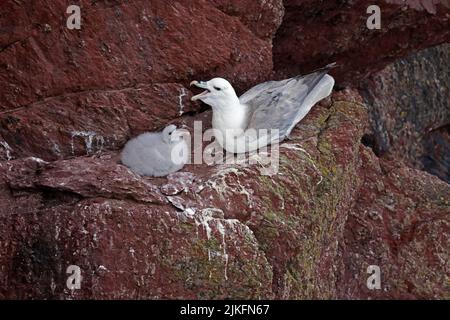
190 80 210 101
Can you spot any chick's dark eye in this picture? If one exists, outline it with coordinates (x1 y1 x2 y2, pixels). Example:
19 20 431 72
214 86 221 91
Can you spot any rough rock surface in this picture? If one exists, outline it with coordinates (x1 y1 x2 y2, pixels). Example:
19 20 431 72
360 43 450 183
0 0 282 161
338 153 450 299
274 0 450 85
1 91 448 299
0 1 449 299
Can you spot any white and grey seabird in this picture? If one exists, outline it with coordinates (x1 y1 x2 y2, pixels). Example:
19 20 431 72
191 64 336 153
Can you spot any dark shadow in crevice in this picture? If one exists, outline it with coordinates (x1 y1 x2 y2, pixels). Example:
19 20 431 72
361 133 383 157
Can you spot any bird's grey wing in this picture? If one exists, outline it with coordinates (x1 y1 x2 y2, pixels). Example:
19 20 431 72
239 78 293 105
242 64 335 142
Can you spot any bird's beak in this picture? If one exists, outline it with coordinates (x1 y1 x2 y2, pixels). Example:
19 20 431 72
190 80 208 89
190 80 210 101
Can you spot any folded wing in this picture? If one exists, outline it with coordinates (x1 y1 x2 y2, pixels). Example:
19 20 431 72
240 64 336 143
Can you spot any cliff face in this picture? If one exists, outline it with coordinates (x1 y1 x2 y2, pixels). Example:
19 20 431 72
274 0 450 85
360 43 450 183
0 1 449 299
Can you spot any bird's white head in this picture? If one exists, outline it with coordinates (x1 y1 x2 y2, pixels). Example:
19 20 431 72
190 78 240 110
162 125 186 144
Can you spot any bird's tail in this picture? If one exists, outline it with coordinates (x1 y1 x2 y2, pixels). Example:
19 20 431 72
311 62 337 74
293 62 337 83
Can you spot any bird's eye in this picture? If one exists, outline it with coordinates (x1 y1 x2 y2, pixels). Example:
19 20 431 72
214 86 221 91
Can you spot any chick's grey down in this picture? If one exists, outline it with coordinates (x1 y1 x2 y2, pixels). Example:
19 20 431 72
190 63 336 153
121 125 188 177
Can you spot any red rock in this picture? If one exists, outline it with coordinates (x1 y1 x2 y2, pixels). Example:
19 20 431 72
2 90 446 299
0 0 278 160
0 156 274 299
0 83 195 161
337 148 450 299
214 0 285 40
0 0 449 300
360 43 450 183
273 0 450 86
1 198 274 299
0 0 276 110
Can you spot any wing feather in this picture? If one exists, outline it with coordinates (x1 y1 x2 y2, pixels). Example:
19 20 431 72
241 64 336 143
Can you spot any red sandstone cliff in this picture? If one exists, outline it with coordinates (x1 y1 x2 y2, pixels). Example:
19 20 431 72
0 0 449 299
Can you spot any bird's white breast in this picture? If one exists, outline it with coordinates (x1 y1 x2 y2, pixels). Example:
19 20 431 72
212 104 248 134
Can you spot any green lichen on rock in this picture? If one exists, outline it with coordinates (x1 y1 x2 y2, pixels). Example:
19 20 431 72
252 98 368 299
168 222 273 299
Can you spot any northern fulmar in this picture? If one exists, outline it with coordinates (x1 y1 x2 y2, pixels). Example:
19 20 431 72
190 63 335 153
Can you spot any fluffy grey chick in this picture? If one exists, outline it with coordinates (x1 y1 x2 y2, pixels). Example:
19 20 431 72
121 125 189 177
